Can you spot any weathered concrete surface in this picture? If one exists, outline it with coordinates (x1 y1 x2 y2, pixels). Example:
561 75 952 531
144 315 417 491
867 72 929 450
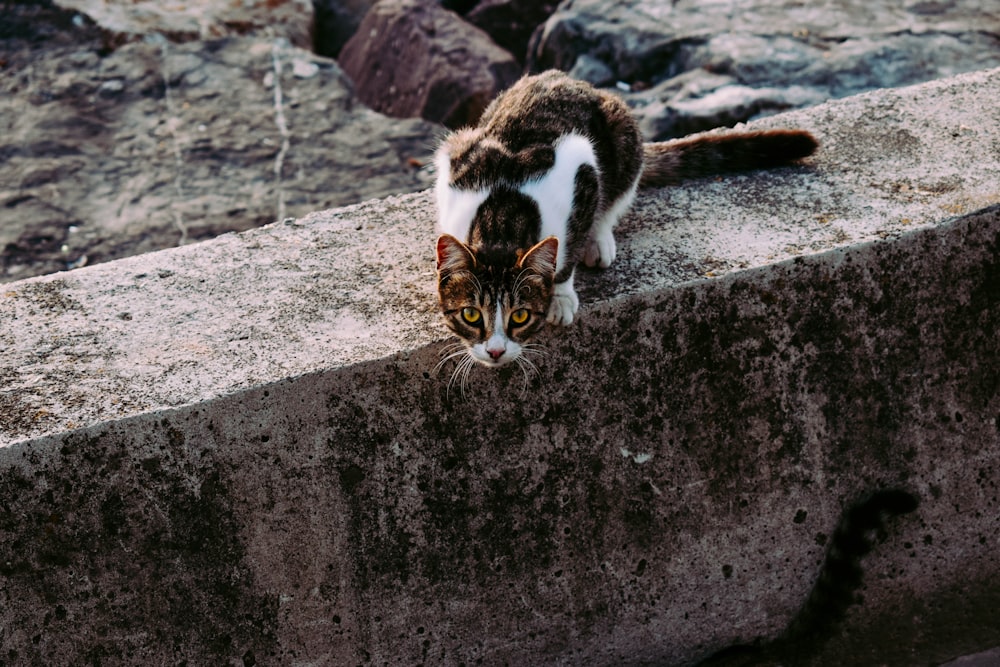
1 69 999 665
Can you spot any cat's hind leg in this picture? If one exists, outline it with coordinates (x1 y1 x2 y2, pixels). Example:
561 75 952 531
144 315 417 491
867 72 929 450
583 180 638 269
547 273 580 326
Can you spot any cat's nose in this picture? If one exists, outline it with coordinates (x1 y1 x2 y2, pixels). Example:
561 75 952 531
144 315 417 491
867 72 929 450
487 348 504 360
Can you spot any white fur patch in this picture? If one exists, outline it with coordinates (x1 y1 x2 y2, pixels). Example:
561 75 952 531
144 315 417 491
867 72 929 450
518 133 597 273
435 147 489 240
547 275 580 325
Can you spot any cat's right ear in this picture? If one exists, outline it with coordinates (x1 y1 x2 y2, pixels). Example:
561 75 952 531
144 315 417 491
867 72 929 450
518 236 558 282
436 234 475 275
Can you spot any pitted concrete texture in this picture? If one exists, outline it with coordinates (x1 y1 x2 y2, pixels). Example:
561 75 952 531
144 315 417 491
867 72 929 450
1 69 999 665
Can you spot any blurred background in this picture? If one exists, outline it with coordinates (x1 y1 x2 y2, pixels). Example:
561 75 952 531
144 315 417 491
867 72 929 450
2 0 999 283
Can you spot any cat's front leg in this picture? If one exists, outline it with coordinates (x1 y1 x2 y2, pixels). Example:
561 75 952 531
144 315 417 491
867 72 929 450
582 182 637 269
583 228 616 269
547 274 580 325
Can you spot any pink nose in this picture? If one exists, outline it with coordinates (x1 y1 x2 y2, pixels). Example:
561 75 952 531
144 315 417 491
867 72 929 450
487 348 504 360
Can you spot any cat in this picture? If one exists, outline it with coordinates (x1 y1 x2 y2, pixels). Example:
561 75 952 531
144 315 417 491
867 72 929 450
695 488 920 667
434 70 818 369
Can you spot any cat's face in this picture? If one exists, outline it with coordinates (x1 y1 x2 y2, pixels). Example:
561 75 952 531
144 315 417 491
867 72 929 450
436 234 557 367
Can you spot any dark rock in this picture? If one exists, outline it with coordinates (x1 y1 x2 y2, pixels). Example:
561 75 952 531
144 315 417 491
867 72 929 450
338 0 522 128
312 0 378 57
440 0 479 13
0 0 102 49
567 53 615 87
530 0 1000 139
463 0 558 64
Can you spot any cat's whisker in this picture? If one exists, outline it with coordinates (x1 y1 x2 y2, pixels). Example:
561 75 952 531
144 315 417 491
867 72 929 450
437 341 466 358
513 356 538 398
519 343 550 360
446 354 477 400
519 355 540 374
469 273 483 300
434 346 470 375
458 357 475 398
511 268 532 296
446 355 467 395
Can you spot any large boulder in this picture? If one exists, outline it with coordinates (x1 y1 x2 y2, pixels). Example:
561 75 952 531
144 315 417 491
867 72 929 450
1 28 438 282
529 0 1000 139
338 0 522 128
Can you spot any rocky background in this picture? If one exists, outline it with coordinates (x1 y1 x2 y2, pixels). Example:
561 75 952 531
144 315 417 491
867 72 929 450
3 0 999 283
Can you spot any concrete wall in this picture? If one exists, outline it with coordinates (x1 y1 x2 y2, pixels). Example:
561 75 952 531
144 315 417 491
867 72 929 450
1 69 999 665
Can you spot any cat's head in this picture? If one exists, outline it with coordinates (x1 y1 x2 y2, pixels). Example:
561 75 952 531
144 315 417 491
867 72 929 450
436 234 557 367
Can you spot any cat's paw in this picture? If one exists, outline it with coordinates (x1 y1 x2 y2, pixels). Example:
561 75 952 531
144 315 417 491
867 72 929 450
547 283 580 326
583 231 616 269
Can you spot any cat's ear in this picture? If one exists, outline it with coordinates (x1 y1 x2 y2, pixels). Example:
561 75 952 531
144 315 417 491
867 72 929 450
436 234 475 274
518 236 559 281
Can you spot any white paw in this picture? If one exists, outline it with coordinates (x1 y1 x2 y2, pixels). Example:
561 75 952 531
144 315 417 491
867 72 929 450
583 230 616 268
547 284 580 326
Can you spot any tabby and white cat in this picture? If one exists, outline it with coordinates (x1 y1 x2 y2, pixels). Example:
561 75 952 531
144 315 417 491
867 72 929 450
434 70 818 369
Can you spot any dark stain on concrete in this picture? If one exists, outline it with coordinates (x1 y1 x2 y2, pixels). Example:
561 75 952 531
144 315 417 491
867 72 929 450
0 427 279 665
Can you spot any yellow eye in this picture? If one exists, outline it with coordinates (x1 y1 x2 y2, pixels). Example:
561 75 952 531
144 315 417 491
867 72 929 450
510 308 530 325
461 307 482 325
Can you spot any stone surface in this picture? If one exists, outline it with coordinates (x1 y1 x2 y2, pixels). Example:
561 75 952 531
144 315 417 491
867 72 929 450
1 69 999 665
0 25 438 283
338 0 522 128
463 0 559 64
529 0 1000 139
54 0 314 48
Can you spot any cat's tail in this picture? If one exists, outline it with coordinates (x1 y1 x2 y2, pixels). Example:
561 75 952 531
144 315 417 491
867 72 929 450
773 488 919 662
639 129 818 188
694 488 918 667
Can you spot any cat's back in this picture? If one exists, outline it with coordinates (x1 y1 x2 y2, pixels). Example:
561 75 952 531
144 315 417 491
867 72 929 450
477 70 613 149
437 71 642 197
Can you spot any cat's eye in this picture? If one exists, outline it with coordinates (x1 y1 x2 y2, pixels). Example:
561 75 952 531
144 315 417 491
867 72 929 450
461 307 482 325
510 309 530 326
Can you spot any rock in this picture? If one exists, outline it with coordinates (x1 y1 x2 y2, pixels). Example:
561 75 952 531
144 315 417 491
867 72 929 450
312 0 378 57
338 0 522 128
440 0 480 13
463 0 559 64
530 0 1000 138
627 69 829 141
1 30 439 282
53 0 315 48
567 53 616 87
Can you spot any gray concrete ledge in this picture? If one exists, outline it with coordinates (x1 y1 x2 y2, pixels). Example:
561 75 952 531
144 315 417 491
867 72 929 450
1 69 999 665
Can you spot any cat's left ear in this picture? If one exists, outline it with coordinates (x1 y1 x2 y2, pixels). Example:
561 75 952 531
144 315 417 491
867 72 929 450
518 236 558 281
436 234 475 274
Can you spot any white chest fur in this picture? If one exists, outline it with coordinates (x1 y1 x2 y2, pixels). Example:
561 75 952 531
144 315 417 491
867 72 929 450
435 132 598 274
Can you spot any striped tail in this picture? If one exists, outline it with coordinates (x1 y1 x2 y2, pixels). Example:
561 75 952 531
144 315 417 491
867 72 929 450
639 129 819 188
774 489 919 663
695 488 918 667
